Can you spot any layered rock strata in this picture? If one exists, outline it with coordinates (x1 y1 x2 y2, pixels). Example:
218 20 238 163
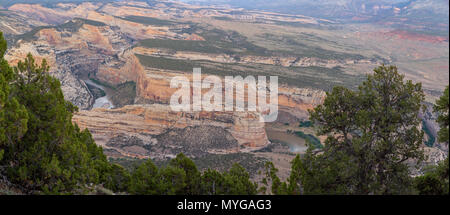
73 104 268 158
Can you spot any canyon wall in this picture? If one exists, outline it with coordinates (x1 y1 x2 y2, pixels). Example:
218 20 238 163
97 47 327 120
73 104 268 159
5 19 132 109
4 2 327 158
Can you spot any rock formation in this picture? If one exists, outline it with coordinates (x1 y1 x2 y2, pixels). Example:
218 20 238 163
4 1 445 164
73 104 268 158
5 18 133 109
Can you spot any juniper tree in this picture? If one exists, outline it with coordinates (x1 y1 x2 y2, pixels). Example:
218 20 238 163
0 32 110 193
221 163 258 195
434 86 449 144
0 32 29 163
2 31 259 195
414 86 449 195
168 153 201 195
297 65 426 194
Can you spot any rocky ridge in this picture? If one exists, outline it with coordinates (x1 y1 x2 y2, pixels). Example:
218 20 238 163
5 18 133 109
2 1 446 163
72 104 268 159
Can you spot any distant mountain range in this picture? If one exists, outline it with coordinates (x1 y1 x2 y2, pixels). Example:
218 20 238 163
0 0 448 35
183 0 448 18
184 0 449 35
0 0 114 7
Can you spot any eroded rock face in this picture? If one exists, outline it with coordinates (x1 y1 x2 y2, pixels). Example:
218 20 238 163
0 10 46 36
5 34 95 109
3 1 446 170
73 104 268 158
8 3 101 24
96 49 144 86
5 19 133 109
72 47 327 157
97 47 328 120
54 68 95 109
278 87 326 120
4 2 330 160
136 47 382 69
153 126 240 158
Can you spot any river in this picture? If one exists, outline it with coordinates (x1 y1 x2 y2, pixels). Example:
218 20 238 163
266 129 309 153
84 79 115 109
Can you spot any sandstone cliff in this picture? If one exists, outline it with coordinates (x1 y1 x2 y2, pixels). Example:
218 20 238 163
5 19 132 109
0 10 46 35
4 4 329 159
73 104 268 159
98 46 327 121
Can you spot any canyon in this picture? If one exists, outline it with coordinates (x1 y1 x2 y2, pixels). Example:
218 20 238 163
1 0 448 175
2 5 325 158
3 9 328 159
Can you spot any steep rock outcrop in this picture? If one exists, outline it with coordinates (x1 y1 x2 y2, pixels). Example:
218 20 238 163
98 47 328 121
73 104 268 158
5 20 132 109
8 3 101 24
137 47 382 69
0 10 46 35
